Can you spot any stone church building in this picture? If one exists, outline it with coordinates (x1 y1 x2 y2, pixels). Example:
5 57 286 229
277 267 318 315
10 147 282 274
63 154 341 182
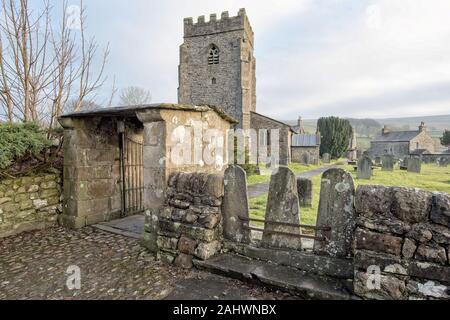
370 122 435 159
178 9 293 164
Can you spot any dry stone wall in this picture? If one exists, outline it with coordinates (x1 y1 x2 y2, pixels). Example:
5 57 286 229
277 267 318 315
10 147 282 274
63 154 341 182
354 186 450 300
0 171 62 238
143 172 224 269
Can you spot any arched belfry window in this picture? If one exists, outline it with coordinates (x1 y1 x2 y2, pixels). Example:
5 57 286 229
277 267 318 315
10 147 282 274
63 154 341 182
208 45 219 65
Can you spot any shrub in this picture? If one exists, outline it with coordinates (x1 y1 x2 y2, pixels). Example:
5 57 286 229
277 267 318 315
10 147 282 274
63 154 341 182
0 122 51 169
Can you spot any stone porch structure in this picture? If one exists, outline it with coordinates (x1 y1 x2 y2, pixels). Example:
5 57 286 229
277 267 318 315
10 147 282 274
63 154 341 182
58 104 236 229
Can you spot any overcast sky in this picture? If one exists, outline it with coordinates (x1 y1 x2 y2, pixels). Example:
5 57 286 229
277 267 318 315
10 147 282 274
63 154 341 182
48 0 450 120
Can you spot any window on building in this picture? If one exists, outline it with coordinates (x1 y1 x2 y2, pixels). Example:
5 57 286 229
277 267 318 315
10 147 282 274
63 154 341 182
208 45 219 65
211 78 217 85
416 142 419 149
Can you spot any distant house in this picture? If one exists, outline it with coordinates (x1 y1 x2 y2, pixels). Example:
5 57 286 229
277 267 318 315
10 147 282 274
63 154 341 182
370 122 435 159
291 117 321 165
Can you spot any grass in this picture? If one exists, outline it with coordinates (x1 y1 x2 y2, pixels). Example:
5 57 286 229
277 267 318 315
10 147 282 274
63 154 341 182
248 163 450 231
249 173 322 228
340 163 450 193
247 161 336 186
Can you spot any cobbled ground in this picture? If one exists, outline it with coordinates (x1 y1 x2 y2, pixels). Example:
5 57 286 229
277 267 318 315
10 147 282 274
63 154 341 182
0 227 296 300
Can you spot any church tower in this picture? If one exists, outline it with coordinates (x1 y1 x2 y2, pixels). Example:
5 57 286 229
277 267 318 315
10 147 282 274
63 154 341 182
178 9 256 130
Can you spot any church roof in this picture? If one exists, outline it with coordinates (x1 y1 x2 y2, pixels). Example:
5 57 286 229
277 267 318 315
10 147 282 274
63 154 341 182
372 130 420 142
60 103 238 124
250 111 296 132
292 134 319 147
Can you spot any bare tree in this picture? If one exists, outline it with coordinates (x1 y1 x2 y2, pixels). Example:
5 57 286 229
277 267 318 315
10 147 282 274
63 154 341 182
0 0 111 125
119 86 152 106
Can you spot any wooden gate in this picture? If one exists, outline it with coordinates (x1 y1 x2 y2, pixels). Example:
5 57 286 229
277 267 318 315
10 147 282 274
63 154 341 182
120 131 144 217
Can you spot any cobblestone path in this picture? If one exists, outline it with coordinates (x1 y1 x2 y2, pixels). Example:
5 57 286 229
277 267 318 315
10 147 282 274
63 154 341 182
0 227 296 300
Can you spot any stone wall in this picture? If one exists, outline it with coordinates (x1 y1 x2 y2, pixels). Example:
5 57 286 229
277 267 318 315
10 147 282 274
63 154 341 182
291 146 320 165
59 117 125 229
0 171 62 238
354 186 450 300
220 165 449 300
143 172 224 269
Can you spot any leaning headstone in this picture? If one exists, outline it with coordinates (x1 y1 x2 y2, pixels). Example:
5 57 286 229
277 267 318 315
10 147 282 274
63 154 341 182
323 153 331 164
381 155 394 172
223 165 250 244
357 156 372 179
408 157 421 173
314 168 356 258
297 178 313 208
262 167 301 250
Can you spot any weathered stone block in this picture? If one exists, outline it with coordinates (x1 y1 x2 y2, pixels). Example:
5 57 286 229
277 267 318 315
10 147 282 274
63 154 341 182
206 174 224 198
0 197 12 207
431 193 450 228
198 213 221 229
356 216 410 235
171 209 187 222
183 210 199 224
407 280 449 299
402 238 417 259
415 244 447 265
178 236 197 255
158 219 220 242
355 185 393 217
355 228 403 256
314 169 355 257
406 224 433 243
157 236 179 252
392 187 432 224
354 249 403 271
409 261 450 283
354 271 406 300
194 241 221 260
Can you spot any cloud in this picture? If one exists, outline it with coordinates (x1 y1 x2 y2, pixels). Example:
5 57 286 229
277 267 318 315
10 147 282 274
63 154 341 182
68 0 450 119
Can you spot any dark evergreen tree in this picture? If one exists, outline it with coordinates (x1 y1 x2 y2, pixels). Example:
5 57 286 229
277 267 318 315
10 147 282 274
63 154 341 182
441 130 450 147
317 117 353 159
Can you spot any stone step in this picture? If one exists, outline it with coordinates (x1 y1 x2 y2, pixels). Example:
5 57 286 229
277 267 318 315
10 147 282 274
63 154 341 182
194 253 358 300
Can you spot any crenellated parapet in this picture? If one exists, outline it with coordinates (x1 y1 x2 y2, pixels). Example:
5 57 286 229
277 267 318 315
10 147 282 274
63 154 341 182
184 8 254 40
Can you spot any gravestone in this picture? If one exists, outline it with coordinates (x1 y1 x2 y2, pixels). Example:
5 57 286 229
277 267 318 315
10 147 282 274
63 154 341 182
262 167 301 250
314 168 356 258
408 157 421 173
381 155 394 172
301 152 311 165
297 178 313 208
375 157 381 165
323 153 331 164
439 157 448 167
223 165 250 244
357 156 372 179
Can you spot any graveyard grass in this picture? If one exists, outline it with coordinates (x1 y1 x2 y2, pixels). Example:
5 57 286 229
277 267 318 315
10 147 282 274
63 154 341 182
343 163 450 193
249 163 450 230
247 162 333 185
